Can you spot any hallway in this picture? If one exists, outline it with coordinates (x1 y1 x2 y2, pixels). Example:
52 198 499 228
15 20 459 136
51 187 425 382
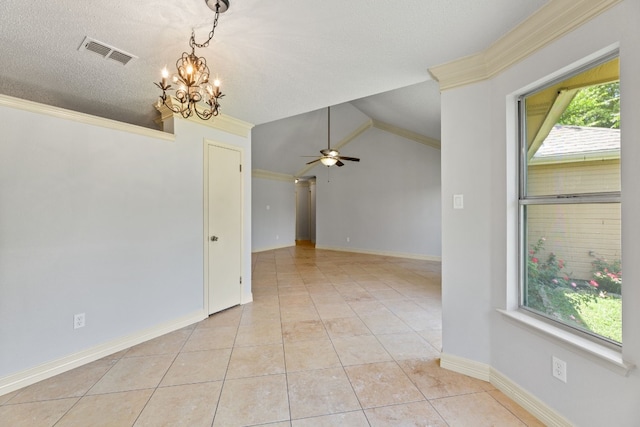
0 247 542 426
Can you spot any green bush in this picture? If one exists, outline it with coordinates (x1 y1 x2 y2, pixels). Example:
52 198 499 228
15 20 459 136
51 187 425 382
589 251 622 295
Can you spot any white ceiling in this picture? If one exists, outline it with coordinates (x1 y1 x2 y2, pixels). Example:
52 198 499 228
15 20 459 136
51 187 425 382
0 0 547 132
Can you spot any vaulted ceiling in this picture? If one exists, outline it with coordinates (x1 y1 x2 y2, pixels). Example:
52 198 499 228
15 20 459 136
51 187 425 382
0 0 547 135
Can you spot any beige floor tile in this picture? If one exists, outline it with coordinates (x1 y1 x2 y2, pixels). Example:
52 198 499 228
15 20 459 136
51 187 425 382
284 339 342 372
360 312 413 334
292 410 369 426
345 362 424 409
124 328 192 358
10 358 116 403
314 302 357 319
416 328 442 352
332 335 393 366
235 321 283 347
160 348 231 386
364 401 447 426
395 311 441 331
182 325 237 352
488 389 547 427
197 306 243 328
213 374 289 427
398 358 488 399
347 300 389 316
134 382 222 427
431 392 527 426
287 368 361 419
0 390 20 405
226 344 285 379
280 305 321 322
279 294 315 307
309 292 347 304
0 398 78 427
87 354 174 394
282 320 328 342
56 389 153 427
368 288 405 300
323 317 371 338
376 332 440 361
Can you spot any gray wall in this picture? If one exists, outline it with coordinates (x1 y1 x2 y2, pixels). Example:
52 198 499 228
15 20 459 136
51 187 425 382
440 1 640 425
314 127 441 259
251 177 295 252
0 104 252 381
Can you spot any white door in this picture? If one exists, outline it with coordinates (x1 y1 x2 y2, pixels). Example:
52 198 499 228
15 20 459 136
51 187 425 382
207 143 242 315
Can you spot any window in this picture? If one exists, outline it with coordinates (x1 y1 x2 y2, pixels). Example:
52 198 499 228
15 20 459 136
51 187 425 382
518 54 621 345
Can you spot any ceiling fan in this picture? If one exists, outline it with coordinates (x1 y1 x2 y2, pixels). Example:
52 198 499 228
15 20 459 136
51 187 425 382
305 106 360 167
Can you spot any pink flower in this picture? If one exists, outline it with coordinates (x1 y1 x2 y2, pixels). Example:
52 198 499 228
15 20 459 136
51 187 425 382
571 282 577 288
552 279 558 284
570 315 576 320
532 257 538 264
590 280 599 288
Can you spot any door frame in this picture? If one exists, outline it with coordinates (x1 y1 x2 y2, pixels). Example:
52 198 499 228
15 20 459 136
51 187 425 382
202 138 245 315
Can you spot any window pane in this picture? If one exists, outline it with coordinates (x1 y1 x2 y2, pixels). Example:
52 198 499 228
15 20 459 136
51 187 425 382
527 154 620 196
524 203 622 343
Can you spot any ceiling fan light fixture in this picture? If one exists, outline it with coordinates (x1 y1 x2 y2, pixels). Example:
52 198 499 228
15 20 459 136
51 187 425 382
154 0 229 120
320 156 338 166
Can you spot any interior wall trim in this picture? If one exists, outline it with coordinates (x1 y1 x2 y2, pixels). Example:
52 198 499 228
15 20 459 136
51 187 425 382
0 310 206 397
0 94 174 141
429 0 622 91
372 120 441 149
251 243 296 253
315 245 441 262
440 353 573 427
252 169 295 182
155 99 254 137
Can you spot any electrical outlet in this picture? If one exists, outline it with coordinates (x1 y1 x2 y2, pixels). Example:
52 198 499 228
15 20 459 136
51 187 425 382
74 313 86 329
552 356 567 383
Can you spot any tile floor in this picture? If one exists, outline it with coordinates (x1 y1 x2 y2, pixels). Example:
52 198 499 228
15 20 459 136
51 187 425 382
0 246 545 426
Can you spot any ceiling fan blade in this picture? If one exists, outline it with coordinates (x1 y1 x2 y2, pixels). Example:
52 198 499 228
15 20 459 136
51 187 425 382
306 158 321 165
336 160 345 167
338 156 360 162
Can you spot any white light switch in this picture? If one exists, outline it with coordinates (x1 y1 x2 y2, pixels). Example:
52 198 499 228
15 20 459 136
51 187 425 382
453 194 464 209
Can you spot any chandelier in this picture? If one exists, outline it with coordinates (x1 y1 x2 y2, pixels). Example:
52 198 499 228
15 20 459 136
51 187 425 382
155 0 229 120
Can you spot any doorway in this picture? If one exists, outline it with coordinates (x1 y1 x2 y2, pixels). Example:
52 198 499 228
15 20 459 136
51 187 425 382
204 141 243 315
295 177 316 244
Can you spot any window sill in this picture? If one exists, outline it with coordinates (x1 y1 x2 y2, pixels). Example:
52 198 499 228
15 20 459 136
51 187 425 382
497 309 635 376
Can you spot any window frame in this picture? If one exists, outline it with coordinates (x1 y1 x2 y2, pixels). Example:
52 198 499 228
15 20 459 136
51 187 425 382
517 51 621 348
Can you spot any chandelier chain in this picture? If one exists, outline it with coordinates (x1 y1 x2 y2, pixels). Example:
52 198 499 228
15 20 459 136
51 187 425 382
190 3 221 50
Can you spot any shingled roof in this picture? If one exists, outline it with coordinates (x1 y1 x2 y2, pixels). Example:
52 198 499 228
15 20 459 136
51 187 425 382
533 125 620 162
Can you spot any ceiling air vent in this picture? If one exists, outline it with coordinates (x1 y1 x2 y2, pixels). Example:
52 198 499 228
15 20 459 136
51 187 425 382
78 36 137 66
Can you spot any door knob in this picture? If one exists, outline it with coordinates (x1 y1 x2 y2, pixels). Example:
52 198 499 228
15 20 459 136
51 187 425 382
210 236 219 242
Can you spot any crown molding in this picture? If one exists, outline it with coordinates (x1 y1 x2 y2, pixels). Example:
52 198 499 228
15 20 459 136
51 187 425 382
155 99 254 138
372 120 441 149
429 0 622 91
252 169 295 182
0 94 174 141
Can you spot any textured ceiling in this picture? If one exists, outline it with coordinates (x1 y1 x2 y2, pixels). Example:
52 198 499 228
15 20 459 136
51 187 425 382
0 0 547 131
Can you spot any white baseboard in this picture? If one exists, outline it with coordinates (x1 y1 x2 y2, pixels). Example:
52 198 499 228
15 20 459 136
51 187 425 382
440 353 573 427
0 310 206 397
251 242 295 253
315 245 442 261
